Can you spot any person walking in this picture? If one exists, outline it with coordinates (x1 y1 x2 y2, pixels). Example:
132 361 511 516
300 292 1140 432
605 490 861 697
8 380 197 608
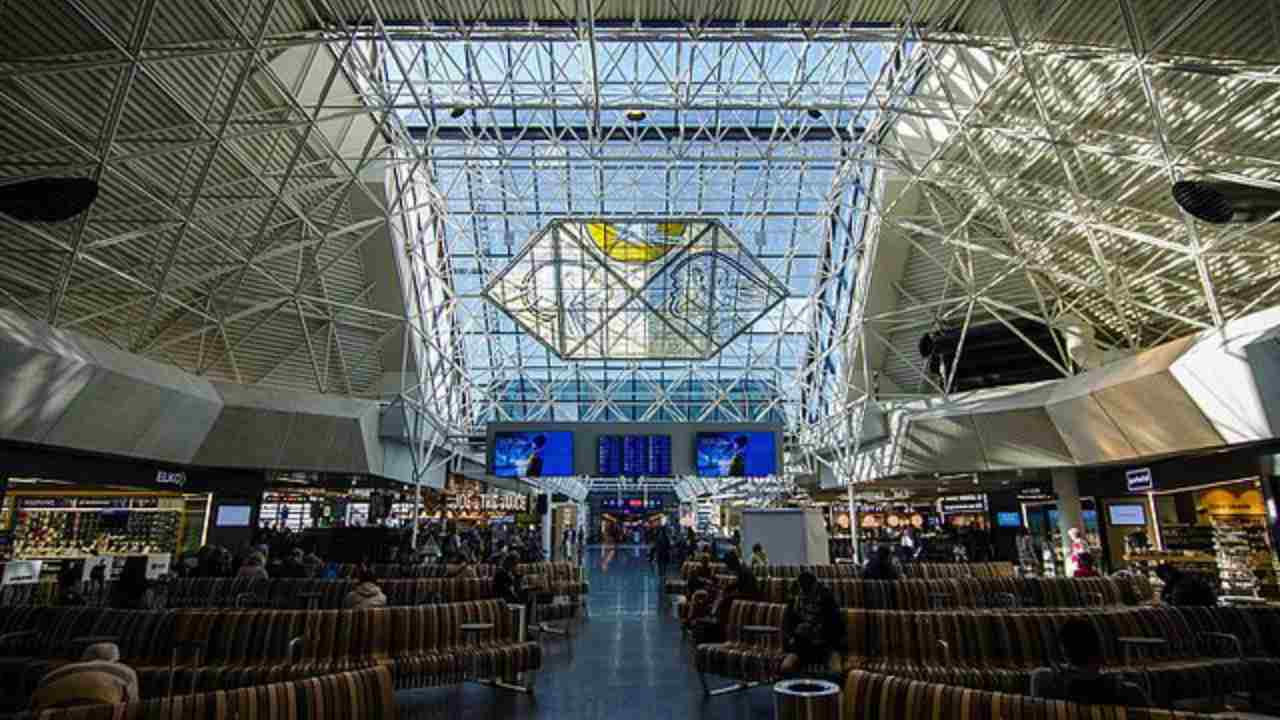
651 527 672 582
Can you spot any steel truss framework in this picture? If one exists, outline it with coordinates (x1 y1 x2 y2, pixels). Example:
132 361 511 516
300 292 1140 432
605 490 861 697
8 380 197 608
1 2 1278 491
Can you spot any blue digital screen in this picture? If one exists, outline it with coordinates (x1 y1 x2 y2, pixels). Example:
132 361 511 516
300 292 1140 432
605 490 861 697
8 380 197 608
597 435 623 476
596 434 671 477
996 511 1022 528
647 435 672 477
492 431 574 477
696 431 777 477
623 435 649 477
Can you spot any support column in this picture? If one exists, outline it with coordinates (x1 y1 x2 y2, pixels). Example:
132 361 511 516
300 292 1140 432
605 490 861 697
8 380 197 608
1259 454 1280 560
846 481 860 564
1051 468 1083 575
542 492 553 561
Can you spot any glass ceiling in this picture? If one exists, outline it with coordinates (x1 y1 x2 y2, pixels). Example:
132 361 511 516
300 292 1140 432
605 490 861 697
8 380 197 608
380 34 889 427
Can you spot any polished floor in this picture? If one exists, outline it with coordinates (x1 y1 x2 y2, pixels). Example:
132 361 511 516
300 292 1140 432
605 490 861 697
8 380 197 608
397 546 774 719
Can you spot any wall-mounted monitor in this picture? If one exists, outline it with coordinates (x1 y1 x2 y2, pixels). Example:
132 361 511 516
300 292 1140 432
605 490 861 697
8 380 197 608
1108 504 1146 526
995 511 1022 528
491 431 574 477
647 434 672 477
215 505 253 528
597 434 672 477
695 431 778 477
597 435 623 476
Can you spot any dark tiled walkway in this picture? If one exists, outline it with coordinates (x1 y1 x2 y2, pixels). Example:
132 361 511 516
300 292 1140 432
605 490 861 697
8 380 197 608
397 546 773 719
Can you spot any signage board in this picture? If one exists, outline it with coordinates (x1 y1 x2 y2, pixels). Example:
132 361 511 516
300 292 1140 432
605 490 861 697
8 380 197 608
1 560 43 586
81 556 112 584
18 497 70 509
939 494 988 514
1125 467 1153 493
145 554 172 580
156 470 186 488
446 492 528 513
1017 484 1054 500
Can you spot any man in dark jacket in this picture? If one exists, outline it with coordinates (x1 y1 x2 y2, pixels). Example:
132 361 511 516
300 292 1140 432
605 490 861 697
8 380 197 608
494 553 525 606
1154 564 1216 606
781 571 845 675
650 528 672 581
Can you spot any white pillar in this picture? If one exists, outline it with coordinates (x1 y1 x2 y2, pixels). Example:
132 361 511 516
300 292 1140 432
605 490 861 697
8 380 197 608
846 481 860 563
542 492 553 561
1051 467 1083 575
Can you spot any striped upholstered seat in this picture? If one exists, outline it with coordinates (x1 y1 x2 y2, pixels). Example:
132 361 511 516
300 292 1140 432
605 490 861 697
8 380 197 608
164 577 497 609
696 601 1280 704
842 669 1217 720
32 666 397 720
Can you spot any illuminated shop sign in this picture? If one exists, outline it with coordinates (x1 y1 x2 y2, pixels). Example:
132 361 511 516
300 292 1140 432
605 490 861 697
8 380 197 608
446 493 528 513
939 494 988 514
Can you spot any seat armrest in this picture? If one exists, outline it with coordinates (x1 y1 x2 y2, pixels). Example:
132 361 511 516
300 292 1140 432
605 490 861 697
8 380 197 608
0 630 38 645
1197 631 1242 659
937 640 951 665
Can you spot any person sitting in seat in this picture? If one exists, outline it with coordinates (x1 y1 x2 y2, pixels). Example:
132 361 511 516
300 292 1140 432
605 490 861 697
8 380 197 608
861 545 900 581
279 547 309 578
1073 552 1100 578
750 543 769 572
1031 617 1150 707
780 571 845 675
1154 564 1216 607
494 553 525 606
238 552 269 581
724 550 758 599
686 556 715 594
345 568 387 609
31 643 139 711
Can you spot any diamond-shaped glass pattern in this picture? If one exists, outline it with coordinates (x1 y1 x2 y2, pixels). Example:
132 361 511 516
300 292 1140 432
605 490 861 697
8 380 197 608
484 220 788 360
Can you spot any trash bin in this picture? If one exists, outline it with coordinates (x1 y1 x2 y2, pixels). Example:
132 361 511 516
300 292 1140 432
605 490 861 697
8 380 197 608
773 678 840 720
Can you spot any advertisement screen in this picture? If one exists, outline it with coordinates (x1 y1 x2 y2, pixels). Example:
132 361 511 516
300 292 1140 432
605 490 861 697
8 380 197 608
215 505 252 527
1108 504 1147 526
695 431 777 477
995 511 1022 528
491 431 574 477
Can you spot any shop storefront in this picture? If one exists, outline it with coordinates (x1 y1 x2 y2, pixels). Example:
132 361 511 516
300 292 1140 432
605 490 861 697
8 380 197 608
1019 497 1101 577
1120 477 1279 599
0 482 210 590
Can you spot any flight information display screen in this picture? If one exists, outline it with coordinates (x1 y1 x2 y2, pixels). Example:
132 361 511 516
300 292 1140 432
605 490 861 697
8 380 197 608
597 435 623 476
622 435 650 477
596 434 672 477
647 434 672 477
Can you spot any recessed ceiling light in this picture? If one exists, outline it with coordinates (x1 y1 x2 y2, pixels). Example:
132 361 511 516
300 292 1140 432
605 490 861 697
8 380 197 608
449 106 466 119
625 109 647 122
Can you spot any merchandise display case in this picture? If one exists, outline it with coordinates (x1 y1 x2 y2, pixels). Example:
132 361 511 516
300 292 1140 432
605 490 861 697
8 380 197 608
1211 516 1277 598
6 495 187 560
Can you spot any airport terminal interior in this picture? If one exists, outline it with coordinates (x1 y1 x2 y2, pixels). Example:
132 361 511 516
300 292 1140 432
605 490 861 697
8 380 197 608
4 1 1280 718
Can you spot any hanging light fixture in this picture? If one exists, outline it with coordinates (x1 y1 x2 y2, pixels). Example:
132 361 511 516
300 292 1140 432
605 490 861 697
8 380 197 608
625 109 647 122
1172 179 1280 224
0 177 99 222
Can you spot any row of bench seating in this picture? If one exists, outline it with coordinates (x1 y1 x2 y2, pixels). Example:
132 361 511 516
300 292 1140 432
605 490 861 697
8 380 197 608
751 575 1153 608
901 562 1016 579
332 561 587 593
163 577 496 608
665 561 1015 594
696 602 1280 704
0 601 541 701
30 666 397 720
841 669 1217 720
678 576 1152 614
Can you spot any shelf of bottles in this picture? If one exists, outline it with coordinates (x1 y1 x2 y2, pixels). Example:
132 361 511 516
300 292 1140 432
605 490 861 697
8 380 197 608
1211 516 1277 599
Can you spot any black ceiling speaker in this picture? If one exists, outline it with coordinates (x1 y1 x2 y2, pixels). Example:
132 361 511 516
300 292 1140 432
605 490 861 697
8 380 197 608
1172 179 1280 224
0 177 99 222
